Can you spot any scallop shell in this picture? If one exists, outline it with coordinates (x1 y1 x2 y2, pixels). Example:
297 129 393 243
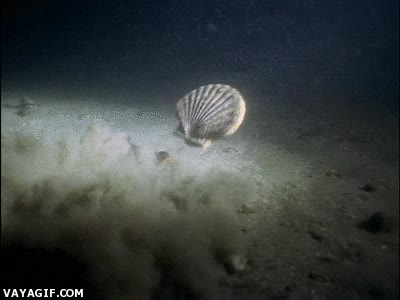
175 84 246 147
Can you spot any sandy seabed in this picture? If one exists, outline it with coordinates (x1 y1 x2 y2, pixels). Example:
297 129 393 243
1 92 398 299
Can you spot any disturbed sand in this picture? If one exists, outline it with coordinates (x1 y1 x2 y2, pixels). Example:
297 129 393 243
1 91 398 299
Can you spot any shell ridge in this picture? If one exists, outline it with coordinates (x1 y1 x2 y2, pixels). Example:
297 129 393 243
193 90 235 137
194 84 228 128
199 104 236 136
176 98 185 128
186 92 195 133
225 97 246 135
176 95 190 135
192 84 213 126
191 85 206 126
187 90 197 127
191 84 220 126
199 89 236 123
197 88 234 125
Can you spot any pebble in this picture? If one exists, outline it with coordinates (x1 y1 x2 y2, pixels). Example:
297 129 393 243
239 203 257 214
357 212 385 233
315 252 336 263
326 170 342 179
360 184 376 193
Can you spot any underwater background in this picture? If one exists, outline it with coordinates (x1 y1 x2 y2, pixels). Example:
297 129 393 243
2 1 399 299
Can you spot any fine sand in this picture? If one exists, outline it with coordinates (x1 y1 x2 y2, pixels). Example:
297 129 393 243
1 90 398 299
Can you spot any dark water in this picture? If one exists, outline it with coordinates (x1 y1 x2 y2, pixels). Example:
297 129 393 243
1 1 399 299
2 0 399 110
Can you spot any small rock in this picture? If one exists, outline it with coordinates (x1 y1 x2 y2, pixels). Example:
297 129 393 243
14 97 37 117
16 108 31 117
289 265 296 277
308 271 328 282
20 96 36 107
224 255 247 273
326 170 342 179
357 212 385 233
155 151 173 166
360 184 376 192
336 241 366 263
315 252 336 263
307 230 324 242
343 146 351 151
308 271 318 280
222 147 236 153
238 203 257 214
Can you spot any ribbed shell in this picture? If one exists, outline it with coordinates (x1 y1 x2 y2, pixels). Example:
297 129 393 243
176 84 246 147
